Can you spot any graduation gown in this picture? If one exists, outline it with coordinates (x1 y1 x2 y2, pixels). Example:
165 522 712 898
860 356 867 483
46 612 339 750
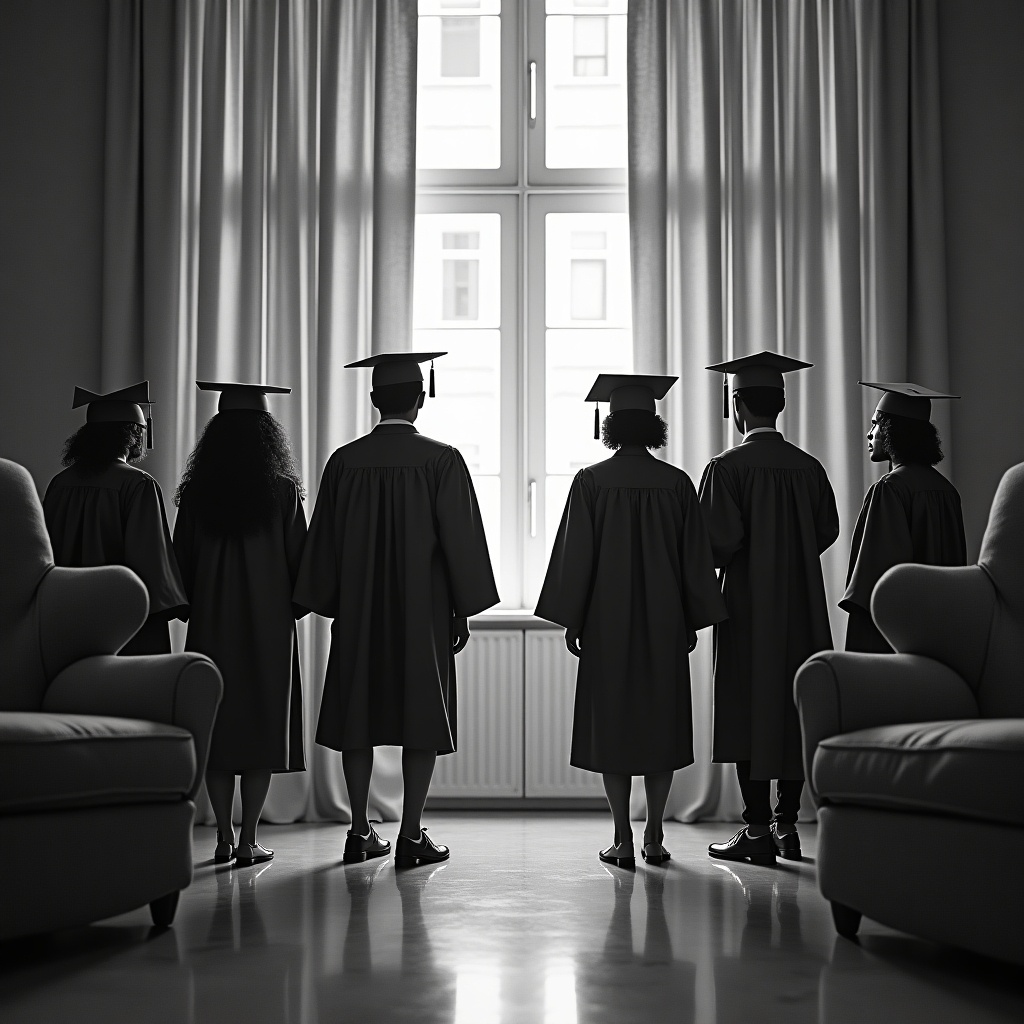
43 461 188 654
841 463 967 653
535 449 728 775
173 477 308 772
698 432 840 780
293 423 499 753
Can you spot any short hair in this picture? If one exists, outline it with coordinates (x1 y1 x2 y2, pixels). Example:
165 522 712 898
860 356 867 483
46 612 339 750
736 386 785 419
875 412 943 466
61 422 146 468
370 382 423 416
601 410 668 451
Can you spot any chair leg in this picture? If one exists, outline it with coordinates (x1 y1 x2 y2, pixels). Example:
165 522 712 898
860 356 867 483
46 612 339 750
150 891 181 928
830 900 862 938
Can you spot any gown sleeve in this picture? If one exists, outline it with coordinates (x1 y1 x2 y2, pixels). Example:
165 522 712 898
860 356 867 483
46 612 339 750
123 476 189 618
678 477 729 631
170 495 195 621
816 467 842 554
697 458 745 568
840 477 913 614
292 458 341 618
534 471 595 631
434 447 500 618
280 478 310 619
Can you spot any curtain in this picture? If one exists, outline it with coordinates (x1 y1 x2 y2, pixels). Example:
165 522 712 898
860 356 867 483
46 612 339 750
100 0 419 824
627 0 951 822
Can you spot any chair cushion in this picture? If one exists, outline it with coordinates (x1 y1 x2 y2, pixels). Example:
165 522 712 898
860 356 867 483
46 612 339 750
813 719 1024 827
0 712 196 813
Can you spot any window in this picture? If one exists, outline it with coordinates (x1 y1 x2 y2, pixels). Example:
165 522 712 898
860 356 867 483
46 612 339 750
415 0 631 608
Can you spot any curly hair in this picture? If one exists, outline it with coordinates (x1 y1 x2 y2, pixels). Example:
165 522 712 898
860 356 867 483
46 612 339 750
174 411 304 536
601 410 669 451
61 422 146 468
875 412 943 466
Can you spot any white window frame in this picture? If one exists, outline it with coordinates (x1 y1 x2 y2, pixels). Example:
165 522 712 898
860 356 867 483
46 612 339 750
416 0 628 609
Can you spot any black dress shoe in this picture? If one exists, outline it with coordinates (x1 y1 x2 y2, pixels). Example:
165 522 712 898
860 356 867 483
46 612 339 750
344 822 391 864
599 844 636 870
770 822 801 860
641 842 671 865
395 828 449 868
708 828 776 866
214 831 236 864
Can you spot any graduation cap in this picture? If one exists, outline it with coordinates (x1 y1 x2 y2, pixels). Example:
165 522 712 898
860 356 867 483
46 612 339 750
585 373 678 439
196 380 292 412
705 351 814 418
73 381 155 449
344 352 447 397
860 381 960 422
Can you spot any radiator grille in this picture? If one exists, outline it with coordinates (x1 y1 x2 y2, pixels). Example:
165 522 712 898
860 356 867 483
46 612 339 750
524 631 606 797
428 630 524 797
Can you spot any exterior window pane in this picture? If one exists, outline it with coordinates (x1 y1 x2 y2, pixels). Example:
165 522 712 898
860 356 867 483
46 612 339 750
440 18 481 77
545 13 627 168
417 13 501 169
569 260 606 320
443 260 480 319
572 17 607 77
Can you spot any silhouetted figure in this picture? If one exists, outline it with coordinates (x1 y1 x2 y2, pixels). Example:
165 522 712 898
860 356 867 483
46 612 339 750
536 375 726 868
700 353 839 865
294 353 499 867
841 382 967 653
43 381 187 654
173 382 308 867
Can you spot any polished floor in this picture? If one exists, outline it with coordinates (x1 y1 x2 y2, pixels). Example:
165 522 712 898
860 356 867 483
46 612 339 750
1 814 1022 1023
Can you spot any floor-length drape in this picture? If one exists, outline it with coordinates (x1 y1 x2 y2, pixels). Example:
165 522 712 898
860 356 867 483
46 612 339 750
627 0 951 822
100 0 419 824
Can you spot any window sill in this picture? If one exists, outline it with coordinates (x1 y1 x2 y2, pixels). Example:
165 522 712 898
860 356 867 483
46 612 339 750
469 610 555 630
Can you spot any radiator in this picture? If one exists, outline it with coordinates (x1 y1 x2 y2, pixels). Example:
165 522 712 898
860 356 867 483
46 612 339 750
524 631 606 797
428 630 524 797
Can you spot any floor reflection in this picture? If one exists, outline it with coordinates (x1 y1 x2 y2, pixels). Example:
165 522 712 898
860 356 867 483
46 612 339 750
1 817 1023 1024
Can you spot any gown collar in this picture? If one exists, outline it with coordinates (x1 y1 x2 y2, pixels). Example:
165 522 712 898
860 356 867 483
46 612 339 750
741 429 783 444
612 445 653 458
373 420 418 433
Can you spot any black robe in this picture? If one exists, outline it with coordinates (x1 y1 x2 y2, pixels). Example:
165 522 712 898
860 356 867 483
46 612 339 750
535 449 727 775
698 431 840 781
293 423 499 753
173 477 308 772
43 461 188 654
841 463 967 653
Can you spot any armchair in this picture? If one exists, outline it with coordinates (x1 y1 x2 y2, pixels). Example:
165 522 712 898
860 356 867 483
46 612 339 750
796 461 1024 966
0 458 222 938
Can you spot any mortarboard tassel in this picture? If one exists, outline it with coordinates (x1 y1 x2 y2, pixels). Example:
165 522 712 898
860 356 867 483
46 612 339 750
594 403 600 440
723 377 729 419
429 360 436 398
146 416 154 450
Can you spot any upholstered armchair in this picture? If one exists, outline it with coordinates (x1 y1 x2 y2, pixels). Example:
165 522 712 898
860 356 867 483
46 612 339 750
795 461 1024 966
0 458 222 939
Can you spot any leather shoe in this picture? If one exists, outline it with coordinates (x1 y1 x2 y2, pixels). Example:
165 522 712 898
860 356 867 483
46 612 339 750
641 842 671 865
214 831 235 864
770 822 801 860
235 842 274 867
708 828 776 866
395 828 449 868
344 821 391 864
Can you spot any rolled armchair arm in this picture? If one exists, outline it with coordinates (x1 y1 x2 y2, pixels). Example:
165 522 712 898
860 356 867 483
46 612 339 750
872 564 995 687
794 652 978 803
42 654 223 800
37 565 149 680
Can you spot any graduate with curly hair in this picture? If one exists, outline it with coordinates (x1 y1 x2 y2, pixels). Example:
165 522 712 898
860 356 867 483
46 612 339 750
173 382 308 867
536 375 726 869
43 382 187 655
841 382 967 653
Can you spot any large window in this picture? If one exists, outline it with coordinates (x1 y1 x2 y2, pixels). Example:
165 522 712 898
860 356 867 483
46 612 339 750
415 0 631 608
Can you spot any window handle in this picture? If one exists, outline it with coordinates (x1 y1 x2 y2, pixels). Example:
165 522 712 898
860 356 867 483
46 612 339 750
528 60 537 126
528 479 538 537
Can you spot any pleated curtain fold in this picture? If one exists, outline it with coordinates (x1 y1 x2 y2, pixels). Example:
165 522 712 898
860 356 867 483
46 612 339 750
627 0 951 821
99 0 419 824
